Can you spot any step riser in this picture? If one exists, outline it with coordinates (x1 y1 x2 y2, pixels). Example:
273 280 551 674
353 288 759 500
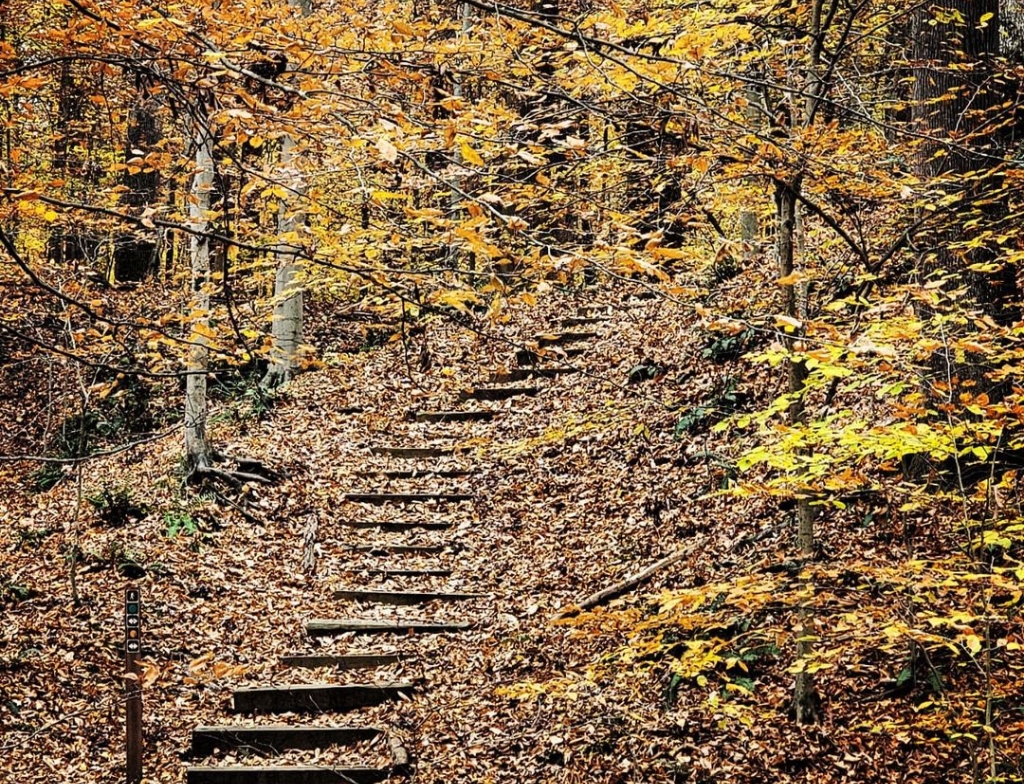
307 620 470 636
411 411 495 422
231 685 413 714
369 447 456 459
459 387 538 402
186 766 389 784
348 545 448 554
279 654 403 670
332 590 485 606
343 494 474 504
354 470 474 479
340 522 451 532
191 726 381 756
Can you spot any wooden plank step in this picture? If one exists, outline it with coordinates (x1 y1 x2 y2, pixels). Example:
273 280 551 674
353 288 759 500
487 367 578 383
410 410 495 423
186 765 390 784
365 567 452 577
369 446 455 459
516 347 586 366
332 589 487 606
626 290 659 300
348 544 448 554
279 653 403 670
563 315 607 326
307 619 471 636
231 683 414 714
338 406 365 415
343 492 473 505
535 331 598 347
354 469 474 479
459 386 538 402
339 520 451 532
191 725 382 756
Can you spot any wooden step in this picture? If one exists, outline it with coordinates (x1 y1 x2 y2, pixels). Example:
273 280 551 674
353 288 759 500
562 316 607 326
231 683 414 714
186 765 390 784
516 347 586 366
279 653 403 670
409 410 495 423
191 724 382 756
487 367 578 383
343 492 473 505
535 331 597 347
339 520 451 532
576 305 612 317
338 406 366 415
369 446 455 459
348 544 448 555
354 469 474 479
459 386 538 402
332 589 488 606
307 619 471 636
364 567 452 577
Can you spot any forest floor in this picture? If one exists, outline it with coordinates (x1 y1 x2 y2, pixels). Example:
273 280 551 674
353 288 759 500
0 281 1014 783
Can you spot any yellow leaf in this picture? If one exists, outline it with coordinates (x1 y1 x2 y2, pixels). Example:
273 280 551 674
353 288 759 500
461 142 484 166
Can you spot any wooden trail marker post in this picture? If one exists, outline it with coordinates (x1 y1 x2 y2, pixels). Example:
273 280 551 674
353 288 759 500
124 587 142 783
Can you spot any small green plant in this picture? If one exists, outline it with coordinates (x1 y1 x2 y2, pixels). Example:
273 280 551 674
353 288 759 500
702 328 755 364
164 511 199 538
674 377 749 437
87 485 148 528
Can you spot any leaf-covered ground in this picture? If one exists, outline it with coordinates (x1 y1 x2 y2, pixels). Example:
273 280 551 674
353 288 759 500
2 281 1020 783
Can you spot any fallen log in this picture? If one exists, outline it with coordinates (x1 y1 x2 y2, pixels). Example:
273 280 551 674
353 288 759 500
555 544 696 619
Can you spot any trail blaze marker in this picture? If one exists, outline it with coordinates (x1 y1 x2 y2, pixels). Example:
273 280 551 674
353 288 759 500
124 587 142 783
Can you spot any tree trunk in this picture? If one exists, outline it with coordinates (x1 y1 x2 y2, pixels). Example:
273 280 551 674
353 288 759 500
185 119 214 472
778 176 818 724
263 0 309 388
263 132 305 387
114 86 162 282
912 0 1017 323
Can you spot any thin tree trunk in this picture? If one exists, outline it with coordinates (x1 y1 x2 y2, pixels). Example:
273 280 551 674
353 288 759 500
264 132 305 387
185 118 214 472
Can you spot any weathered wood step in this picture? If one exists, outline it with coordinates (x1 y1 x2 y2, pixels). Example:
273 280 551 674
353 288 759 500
348 544 448 555
186 766 391 784
343 492 474 505
307 619 472 636
487 367 578 383
561 316 607 326
626 289 659 300
409 410 495 423
459 386 538 402
332 589 488 606
516 347 586 365
191 724 382 756
369 446 456 459
365 567 452 577
231 683 414 714
535 331 598 347
279 653 404 670
354 469 475 479
339 520 451 532
576 305 612 317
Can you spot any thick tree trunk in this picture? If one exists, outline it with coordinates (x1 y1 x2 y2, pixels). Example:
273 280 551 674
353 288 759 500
114 91 162 282
185 120 214 472
912 0 1017 323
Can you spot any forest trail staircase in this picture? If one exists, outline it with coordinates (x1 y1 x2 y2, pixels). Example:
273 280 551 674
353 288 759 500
186 305 607 781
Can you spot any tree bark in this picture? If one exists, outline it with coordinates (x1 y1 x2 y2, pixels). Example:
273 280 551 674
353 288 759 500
263 0 309 388
185 117 214 472
912 0 1017 323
